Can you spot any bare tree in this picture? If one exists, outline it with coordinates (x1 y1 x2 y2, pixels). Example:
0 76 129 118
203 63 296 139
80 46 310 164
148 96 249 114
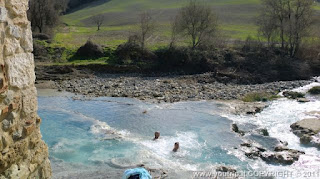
173 0 219 49
92 14 105 31
259 0 314 56
169 16 179 48
257 13 278 47
138 12 154 50
28 0 68 34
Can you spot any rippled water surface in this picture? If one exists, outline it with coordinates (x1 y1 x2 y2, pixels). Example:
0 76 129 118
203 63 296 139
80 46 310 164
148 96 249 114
39 79 320 178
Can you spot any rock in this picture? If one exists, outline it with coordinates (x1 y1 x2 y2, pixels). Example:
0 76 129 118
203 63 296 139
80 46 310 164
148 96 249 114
0 0 51 178
279 140 288 146
260 151 301 165
240 142 304 165
257 128 269 136
297 98 310 103
216 166 237 173
231 123 245 136
2 119 11 131
291 118 320 148
291 118 320 134
231 123 239 133
0 7 8 22
300 135 312 144
231 102 268 115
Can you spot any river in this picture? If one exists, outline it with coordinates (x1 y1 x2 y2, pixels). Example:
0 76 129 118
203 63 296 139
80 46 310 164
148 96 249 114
38 78 320 179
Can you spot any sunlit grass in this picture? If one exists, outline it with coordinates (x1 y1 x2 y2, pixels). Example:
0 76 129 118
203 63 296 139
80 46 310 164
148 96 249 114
63 0 261 25
55 0 319 50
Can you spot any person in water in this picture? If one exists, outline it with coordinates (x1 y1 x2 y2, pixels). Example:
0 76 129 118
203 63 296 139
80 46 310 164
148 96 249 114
153 132 160 140
173 142 179 152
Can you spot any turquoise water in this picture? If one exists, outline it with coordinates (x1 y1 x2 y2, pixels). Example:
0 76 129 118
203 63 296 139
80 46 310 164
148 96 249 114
39 79 320 179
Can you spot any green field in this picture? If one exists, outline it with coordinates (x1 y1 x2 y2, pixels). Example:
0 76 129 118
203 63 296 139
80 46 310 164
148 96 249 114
55 0 320 49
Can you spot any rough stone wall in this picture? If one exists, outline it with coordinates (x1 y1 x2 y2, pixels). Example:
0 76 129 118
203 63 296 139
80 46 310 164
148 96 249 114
0 0 51 178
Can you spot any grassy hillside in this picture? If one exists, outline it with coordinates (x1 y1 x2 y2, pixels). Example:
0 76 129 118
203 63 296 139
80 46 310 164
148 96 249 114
55 0 320 48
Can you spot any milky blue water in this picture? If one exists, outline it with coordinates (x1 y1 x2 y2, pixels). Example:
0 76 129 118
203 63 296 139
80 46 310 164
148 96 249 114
38 79 320 179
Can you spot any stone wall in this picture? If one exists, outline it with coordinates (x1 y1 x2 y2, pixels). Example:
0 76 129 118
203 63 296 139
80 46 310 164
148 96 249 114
0 0 51 178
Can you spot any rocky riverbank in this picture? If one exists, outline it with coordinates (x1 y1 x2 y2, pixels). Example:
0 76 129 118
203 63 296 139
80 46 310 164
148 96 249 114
43 74 314 103
35 64 319 102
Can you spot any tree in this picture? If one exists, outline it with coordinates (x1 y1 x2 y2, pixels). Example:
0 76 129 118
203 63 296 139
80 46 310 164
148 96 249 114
28 0 68 34
169 16 179 48
258 0 314 56
257 14 278 47
173 0 219 49
138 12 154 50
92 14 105 31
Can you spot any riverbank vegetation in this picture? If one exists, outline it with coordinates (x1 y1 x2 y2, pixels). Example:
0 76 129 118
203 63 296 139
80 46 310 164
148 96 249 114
29 0 320 84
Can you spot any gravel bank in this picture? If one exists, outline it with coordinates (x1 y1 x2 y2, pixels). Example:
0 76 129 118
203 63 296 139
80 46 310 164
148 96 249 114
51 73 314 102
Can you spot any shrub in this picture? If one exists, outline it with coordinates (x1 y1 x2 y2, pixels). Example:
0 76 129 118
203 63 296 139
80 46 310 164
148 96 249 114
114 40 157 65
282 91 305 99
242 92 278 102
308 86 320 95
32 33 51 41
75 40 104 59
154 46 220 73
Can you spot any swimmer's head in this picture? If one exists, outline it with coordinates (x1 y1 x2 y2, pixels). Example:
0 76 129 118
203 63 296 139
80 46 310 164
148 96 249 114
173 142 179 152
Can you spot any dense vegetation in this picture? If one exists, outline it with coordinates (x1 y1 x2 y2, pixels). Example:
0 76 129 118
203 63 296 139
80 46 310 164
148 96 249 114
31 0 320 84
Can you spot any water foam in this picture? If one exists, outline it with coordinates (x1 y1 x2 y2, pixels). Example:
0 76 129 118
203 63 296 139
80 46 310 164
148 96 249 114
224 78 320 178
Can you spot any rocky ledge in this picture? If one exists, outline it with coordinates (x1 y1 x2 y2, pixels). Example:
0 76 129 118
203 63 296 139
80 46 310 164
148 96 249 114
240 142 305 165
40 72 314 103
290 117 320 149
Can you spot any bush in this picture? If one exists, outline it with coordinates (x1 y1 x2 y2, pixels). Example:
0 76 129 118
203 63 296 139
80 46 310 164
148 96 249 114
75 40 104 59
283 91 305 99
115 41 157 65
308 86 320 95
155 47 220 73
33 33 51 41
242 92 278 102
224 47 312 83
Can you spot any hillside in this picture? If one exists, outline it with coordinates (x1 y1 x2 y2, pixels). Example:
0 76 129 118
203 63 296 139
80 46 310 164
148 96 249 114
56 0 320 48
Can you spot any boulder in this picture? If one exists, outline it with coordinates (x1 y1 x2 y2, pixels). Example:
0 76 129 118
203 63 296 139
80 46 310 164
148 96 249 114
291 118 320 134
231 102 268 115
240 142 304 165
290 118 320 148
260 151 303 165
231 123 245 136
216 166 237 173
257 128 269 136
297 98 310 103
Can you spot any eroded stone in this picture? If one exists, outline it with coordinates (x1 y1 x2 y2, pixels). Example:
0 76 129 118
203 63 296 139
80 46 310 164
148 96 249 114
0 6 7 22
5 53 36 88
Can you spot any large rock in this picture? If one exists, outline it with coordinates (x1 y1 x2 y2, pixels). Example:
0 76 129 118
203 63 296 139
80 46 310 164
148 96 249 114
291 118 320 148
0 0 51 178
240 142 304 165
230 101 269 115
291 118 320 135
